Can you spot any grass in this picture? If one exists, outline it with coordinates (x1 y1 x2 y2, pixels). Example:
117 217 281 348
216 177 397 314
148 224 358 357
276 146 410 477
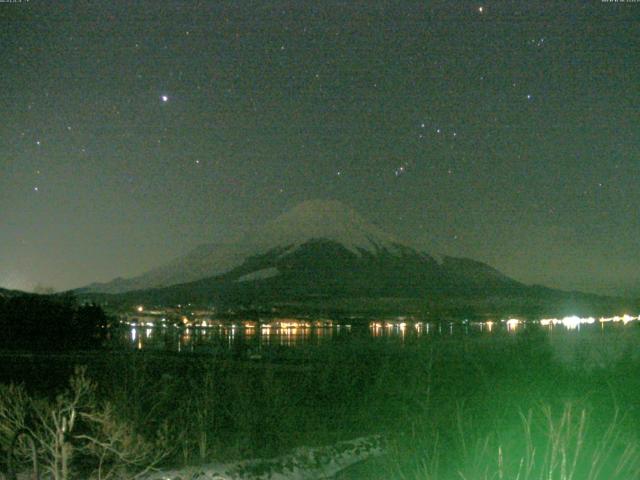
2 326 640 478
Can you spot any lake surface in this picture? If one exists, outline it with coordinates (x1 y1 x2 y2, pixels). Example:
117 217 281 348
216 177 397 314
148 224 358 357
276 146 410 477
117 316 640 367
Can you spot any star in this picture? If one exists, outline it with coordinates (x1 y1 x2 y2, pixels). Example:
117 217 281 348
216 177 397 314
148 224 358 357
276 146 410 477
161 95 169 103
478 6 484 13
394 163 409 177
526 94 533 100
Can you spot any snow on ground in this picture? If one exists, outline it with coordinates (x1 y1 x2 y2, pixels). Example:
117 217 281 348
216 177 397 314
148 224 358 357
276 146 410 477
236 267 280 283
142 435 385 480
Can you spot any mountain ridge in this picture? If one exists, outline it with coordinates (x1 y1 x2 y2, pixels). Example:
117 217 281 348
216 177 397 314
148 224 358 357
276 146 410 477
77 200 637 316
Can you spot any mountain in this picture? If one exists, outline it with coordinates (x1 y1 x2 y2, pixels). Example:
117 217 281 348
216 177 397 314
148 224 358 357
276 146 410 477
80 200 634 315
83 200 412 294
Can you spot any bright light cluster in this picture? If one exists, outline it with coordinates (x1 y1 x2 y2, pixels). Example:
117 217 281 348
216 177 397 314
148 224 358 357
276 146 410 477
369 320 426 337
539 314 638 329
539 316 595 330
599 314 638 324
506 318 520 331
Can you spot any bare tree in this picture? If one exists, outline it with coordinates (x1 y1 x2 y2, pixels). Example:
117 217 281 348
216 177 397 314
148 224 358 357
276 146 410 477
0 368 170 480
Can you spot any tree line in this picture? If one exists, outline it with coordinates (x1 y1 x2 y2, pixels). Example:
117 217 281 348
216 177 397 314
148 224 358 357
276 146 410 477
0 293 108 350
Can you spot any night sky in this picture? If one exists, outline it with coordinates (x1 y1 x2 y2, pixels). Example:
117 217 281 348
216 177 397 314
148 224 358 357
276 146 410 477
1 1 638 296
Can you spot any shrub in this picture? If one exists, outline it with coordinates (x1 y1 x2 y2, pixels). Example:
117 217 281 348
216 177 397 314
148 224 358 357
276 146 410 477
0 367 169 480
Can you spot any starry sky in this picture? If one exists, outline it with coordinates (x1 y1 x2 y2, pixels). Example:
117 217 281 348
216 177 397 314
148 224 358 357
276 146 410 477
1 1 639 296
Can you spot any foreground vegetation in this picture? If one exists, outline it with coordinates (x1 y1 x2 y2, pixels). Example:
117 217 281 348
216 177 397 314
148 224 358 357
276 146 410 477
1 327 640 479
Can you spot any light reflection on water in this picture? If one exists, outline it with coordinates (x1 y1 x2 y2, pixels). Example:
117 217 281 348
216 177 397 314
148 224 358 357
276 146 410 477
120 316 640 354
124 323 340 353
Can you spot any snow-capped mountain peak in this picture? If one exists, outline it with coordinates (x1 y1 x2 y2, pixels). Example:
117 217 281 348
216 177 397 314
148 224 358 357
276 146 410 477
252 200 404 254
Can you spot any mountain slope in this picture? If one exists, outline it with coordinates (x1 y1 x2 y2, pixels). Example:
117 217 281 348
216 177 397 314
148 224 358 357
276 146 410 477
82 243 252 294
92 238 531 309
82 200 413 294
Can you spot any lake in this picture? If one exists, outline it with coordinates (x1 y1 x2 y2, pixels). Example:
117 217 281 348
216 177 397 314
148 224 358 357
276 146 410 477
117 315 640 368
